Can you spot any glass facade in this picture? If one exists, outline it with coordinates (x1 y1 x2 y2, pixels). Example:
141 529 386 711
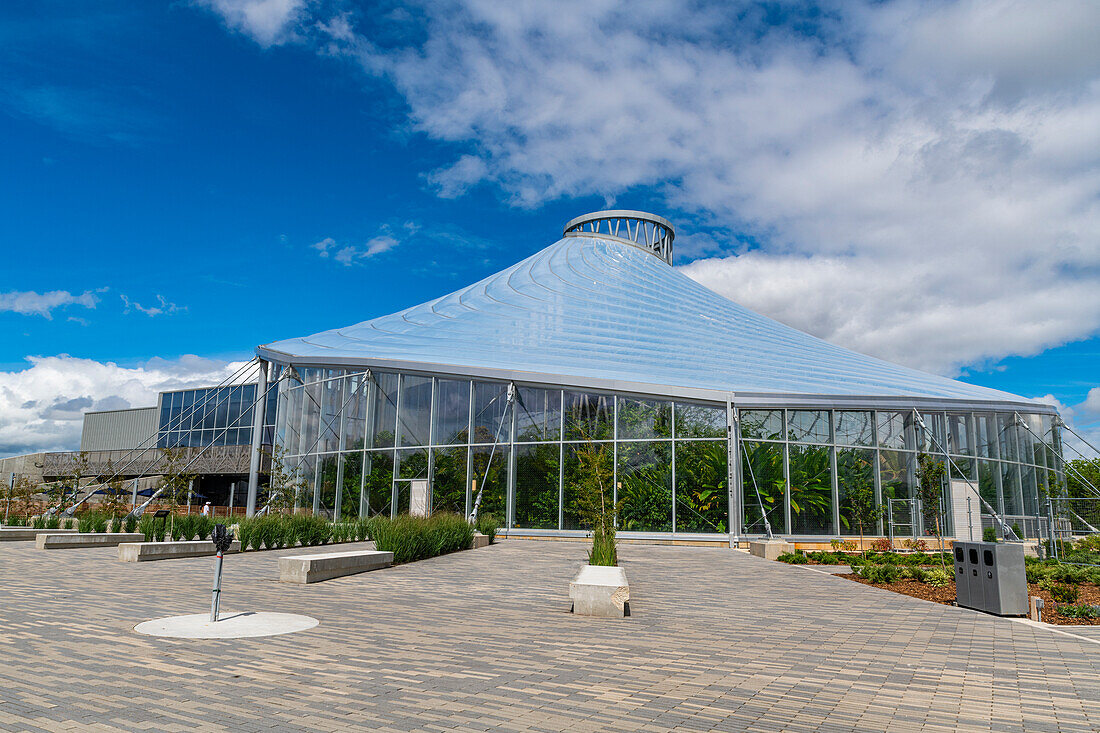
157 384 276 448
271 365 1062 537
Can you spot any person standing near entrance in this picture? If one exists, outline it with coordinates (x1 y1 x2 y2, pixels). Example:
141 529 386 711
201 501 212 517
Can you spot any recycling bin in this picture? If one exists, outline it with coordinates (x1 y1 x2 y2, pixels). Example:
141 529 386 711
979 542 1027 616
953 543 972 609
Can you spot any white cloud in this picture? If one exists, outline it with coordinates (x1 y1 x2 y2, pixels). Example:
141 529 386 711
312 225 406 266
0 289 101 319
196 0 306 47
1081 387 1100 416
120 294 183 317
0 355 249 457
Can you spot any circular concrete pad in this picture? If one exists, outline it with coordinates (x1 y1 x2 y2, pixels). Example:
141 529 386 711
134 611 318 639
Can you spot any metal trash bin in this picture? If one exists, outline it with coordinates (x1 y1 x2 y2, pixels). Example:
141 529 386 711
954 540 1027 616
979 542 1027 616
953 543 972 609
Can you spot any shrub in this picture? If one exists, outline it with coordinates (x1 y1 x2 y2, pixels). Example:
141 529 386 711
902 566 928 583
138 516 155 541
476 514 499 544
983 527 998 543
861 564 900 584
124 515 137 534
32 516 45 529
588 526 617 566
1050 584 1080 604
901 538 928 552
870 538 892 553
1057 603 1099 619
778 552 808 564
236 519 253 550
193 516 214 541
925 568 952 588
369 513 474 564
1011 522 1023 540
45 516 60 530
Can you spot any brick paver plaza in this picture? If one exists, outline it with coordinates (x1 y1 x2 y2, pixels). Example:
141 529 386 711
2 539 1098 732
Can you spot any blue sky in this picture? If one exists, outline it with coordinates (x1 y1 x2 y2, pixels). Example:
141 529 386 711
1 0 1098 456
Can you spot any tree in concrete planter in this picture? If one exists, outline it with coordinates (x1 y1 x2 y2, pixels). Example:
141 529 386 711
569 432 618 566
916 453 948 570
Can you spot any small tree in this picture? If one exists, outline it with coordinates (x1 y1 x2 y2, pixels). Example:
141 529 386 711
158 447 194 535
7 475 40 522
844 472 884 554
569 433 618 566
262 445 307 515
916 453 948 569
46 451 92 514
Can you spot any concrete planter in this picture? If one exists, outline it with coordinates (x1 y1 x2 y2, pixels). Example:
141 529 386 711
35 532 145 550
0 527 80 542
278 550 393 584
471 532 491 549
570 564 630 617
749 539 795 561
118 540 241 562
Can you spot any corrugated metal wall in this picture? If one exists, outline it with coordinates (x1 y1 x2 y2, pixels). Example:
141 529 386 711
80 408 159 452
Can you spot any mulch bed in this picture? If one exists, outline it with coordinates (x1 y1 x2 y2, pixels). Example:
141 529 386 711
838 573 1100 625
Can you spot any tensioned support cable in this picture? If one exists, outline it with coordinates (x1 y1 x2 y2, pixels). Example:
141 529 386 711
49 358 263 516
739 441 774 539
911 409 1020 542
1056 416 1100 459
469 383 515 524
1014 413 1100 500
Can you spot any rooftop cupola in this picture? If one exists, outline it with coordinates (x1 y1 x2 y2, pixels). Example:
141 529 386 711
563 210 675 265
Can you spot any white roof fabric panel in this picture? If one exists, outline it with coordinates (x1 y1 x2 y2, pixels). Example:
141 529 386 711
260 235 1025 403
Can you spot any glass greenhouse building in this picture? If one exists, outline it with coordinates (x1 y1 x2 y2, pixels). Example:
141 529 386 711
255 211 1062 543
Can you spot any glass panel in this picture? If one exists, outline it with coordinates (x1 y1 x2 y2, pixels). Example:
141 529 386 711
431 446 467 516
317 454 339 517
432 379 471 445
675 402 726 439
1020 464 1039 516
674 441 728 533
877 411 911 450
397 375 432 447
741 441 787 534
397 448 429 480
837 447 876 537
789 444 833 534
470 446 508 523
918 412 946 453
879 450 914 505
617 441 672 532
371 373 399 449
340 451 363 520
343 374 368 452
563 392 613 441
616 398 672 440
950 455 975 481
834 411 873 447
977 459 1000 516
997 413 1019 462
472 382 510 444
947 413 974 456
283 386 301 455
514 386 561 442
365 450 394 517
788 410 830 444
295 454 317 512
975 413 998 458
740 410 783 440
562 442 612 530
1000 461 1022 515
513 443 561 529
299 380 321 454
318 378 343 453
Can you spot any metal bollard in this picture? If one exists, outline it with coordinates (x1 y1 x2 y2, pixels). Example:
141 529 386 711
210 523 234 622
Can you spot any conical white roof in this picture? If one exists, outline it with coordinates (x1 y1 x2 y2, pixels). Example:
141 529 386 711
259 225 1031 407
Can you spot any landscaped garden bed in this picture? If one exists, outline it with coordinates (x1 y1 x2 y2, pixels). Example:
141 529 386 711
799 538 1100 626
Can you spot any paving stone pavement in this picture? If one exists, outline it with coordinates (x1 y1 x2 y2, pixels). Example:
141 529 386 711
1 539 1098 732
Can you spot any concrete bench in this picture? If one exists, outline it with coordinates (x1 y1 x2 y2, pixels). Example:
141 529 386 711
118 540 241 562
36 532 145 550
278 550 393 584
570 565 630 617
0 528 79 542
